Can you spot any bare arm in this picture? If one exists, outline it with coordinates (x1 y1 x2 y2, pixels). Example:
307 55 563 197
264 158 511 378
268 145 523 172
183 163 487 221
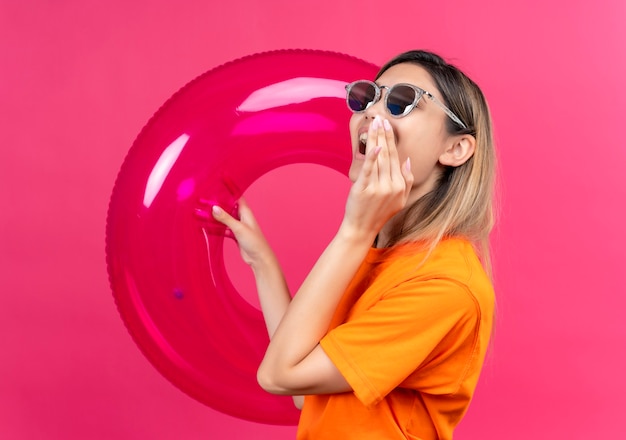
257 116 413 395
211 199 303 407
257 224 374 395
214 115 413 397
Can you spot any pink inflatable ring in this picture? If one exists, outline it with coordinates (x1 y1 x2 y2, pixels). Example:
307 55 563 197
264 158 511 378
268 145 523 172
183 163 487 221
105 49 378 424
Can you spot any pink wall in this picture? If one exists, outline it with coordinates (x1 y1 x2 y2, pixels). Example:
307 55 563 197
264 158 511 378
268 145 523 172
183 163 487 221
1 0 625 438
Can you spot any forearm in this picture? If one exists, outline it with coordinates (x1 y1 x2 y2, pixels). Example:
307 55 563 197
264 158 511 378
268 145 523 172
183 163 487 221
257 225 374 391
251 252 292 337
213 114 413 397
251 250 304 408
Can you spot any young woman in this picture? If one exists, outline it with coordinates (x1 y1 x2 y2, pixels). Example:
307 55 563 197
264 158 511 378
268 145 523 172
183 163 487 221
212 50 496 440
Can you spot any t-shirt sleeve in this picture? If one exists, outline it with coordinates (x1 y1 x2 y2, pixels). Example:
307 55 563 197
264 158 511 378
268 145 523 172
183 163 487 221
319 277 480 408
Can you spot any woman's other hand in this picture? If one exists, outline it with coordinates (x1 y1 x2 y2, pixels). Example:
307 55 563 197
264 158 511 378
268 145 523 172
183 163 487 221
211 198 275 270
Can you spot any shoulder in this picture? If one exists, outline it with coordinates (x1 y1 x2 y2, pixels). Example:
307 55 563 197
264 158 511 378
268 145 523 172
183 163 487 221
377 238 494 315
378 238 479 281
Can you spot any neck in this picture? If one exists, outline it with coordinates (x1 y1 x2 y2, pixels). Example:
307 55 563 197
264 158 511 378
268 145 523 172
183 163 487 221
375 180 435 248
375 211 405 248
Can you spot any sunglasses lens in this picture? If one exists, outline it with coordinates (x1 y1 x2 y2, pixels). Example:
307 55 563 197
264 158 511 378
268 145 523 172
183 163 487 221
387 85 417 116
347 81 376 112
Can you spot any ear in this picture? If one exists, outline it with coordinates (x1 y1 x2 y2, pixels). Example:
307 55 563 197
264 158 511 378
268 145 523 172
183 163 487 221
438 135 476 167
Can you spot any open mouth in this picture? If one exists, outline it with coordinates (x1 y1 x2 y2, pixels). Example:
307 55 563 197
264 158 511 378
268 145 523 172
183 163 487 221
358 133 367 155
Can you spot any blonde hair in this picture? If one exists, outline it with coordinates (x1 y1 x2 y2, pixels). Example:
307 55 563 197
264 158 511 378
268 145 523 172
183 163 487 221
378 51 497 277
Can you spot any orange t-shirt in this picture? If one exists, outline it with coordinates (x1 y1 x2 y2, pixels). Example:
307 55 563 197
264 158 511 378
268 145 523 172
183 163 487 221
297 238 494 440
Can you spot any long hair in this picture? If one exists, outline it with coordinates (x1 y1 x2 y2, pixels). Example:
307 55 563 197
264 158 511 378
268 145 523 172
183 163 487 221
377 50 497 277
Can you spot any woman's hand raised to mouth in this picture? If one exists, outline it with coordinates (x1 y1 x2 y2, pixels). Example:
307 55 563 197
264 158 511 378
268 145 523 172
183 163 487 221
342 115 413 243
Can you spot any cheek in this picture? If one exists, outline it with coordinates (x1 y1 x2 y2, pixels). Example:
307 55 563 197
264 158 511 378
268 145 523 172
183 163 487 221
348 114 360 137
397 131 444 169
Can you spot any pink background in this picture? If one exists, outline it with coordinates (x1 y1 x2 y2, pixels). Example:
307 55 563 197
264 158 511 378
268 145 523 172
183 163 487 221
1 0 625 438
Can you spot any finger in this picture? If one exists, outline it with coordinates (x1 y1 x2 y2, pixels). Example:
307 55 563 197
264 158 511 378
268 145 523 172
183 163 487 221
196 198 239 222
370 116 384 181
378 116 390 150
365 115 381 155
383 118 404 185
237 198 264 234
236 197 254 221
211 204 240 229
356 145 381 186
362 116 383 183
376 117 392 180
401 157 414 199
237 196 249 210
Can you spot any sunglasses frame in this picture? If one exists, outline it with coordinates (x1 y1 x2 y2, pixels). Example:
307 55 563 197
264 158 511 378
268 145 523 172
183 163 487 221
345 80 467 129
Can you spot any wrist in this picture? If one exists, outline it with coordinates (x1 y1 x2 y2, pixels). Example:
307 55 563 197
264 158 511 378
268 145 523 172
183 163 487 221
249 248 282 275
336 221 378 250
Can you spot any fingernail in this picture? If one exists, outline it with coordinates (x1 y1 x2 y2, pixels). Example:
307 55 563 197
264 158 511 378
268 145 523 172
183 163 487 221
212 205 222 216
405 157 411 172
372 116 380 130
383 118 391 131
